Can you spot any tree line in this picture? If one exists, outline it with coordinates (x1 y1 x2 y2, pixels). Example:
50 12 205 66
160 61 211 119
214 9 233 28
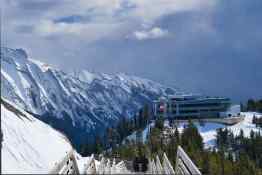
80 104 151 156
242 99 262 112
253 115 262 128
110 115 262 174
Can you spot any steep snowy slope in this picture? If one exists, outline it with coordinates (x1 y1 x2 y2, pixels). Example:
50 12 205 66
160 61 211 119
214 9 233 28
1 47 177 149
1 99 72 174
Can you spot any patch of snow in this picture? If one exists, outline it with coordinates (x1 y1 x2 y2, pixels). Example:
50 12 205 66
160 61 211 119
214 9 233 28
124 123 154 144
229 112 261 137
173 113 262 148
200 112 261 148
29 59 53 72
77 70 96 84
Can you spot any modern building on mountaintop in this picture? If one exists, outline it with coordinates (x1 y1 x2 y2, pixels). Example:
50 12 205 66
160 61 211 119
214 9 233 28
153 94 241 119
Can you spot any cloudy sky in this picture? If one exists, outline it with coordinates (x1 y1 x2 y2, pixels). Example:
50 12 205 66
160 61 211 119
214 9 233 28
2 0 262 102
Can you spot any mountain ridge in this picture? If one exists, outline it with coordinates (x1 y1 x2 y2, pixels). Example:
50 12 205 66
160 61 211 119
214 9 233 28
1 47 178 150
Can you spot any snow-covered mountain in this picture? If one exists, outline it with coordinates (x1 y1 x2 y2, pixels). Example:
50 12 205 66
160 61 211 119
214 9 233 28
1 98 72 174
1 47 177 149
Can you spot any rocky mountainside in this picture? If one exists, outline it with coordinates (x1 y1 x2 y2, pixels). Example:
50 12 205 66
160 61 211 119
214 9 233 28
1 47 177 149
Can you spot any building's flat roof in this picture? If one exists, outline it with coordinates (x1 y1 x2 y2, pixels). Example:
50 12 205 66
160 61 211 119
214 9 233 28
155 95 230 102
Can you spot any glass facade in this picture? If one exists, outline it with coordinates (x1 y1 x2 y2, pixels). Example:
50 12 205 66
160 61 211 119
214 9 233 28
153 95 231 119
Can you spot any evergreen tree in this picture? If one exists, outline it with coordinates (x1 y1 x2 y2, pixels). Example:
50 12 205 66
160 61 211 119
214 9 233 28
155 115 164 130
94 135 103 154
174 127 180 144
182 120 203 152
142 104 150 126
247 99 256 111
138 109 143 128
148 127 161 154
181 120 203 167
258 100 262 112
252 115 257 125
202 152 210 175
240 102 246 112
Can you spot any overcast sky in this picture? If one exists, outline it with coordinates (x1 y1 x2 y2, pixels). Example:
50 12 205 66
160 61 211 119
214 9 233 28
2 0 262 102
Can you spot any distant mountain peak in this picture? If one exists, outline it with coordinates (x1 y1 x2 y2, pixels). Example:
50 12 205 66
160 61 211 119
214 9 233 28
29 59 53 72
1 47 28 60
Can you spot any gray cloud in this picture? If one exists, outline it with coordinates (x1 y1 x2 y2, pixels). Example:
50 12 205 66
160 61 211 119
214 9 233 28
15 0 61 11
13 25 34 34
54 15 85 24
2 0 262 102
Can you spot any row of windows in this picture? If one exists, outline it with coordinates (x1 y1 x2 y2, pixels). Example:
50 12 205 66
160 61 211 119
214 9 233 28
157 108 224 114
180 110 198 113
156 103 229 114
164 107 227 111
168 112 221 117
179 103 224 107
161 103 229 108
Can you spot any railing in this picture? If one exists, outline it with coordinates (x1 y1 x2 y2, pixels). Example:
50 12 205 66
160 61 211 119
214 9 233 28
49 146 200 175
175 146 202 175
148 154 173 174
85 154 97 174
49 150 130 174
49 150 80 174
162 153 175 174
148 146 201 175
